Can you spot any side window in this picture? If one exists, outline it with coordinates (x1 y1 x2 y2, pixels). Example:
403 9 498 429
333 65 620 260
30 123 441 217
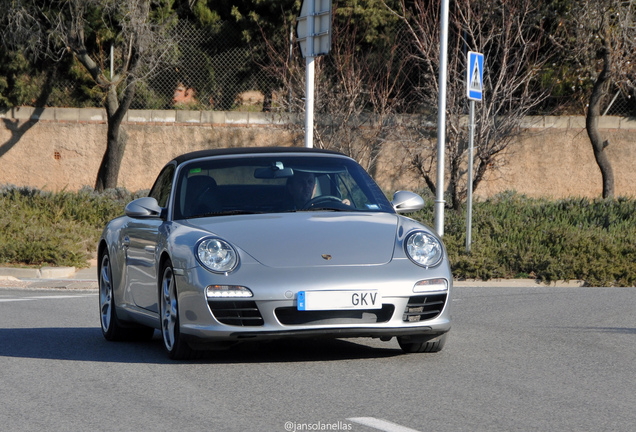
149 164 176 208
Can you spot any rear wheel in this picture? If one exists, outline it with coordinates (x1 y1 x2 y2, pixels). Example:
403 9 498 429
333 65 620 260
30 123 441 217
398 333 447 353
99 253 126 341
160 261 199 360
99 252 153 341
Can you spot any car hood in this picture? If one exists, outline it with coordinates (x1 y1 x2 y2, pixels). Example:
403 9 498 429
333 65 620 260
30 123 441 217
186 212 399 268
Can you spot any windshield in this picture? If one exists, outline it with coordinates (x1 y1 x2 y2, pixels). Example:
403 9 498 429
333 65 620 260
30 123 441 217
172 154 393 219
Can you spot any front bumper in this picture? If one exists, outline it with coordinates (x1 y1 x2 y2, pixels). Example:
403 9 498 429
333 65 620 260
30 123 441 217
175 260 452 345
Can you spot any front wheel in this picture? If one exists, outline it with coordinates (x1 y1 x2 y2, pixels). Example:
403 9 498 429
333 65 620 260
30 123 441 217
398 333 447 353
160 261 199 360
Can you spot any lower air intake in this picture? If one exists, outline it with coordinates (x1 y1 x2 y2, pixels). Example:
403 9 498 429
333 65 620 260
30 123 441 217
208 300 264 326
402 294 447 322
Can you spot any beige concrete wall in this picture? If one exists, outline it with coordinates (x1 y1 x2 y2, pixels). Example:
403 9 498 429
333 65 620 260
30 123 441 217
476 117 636 199
1 107 635 198
0 108 300 192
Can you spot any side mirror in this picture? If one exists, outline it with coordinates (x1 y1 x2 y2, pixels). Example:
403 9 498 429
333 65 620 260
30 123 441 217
391 191 425 214
125 197 163 219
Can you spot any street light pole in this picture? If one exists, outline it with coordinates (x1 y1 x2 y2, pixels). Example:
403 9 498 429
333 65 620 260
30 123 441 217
434 0 450 237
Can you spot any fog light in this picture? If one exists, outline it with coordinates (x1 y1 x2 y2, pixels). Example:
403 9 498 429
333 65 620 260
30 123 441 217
413 278 448 293
206 285 253 298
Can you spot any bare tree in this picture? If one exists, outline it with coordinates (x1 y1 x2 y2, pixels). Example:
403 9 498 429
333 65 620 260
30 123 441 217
550 0 636 199
256 2 414 176
3 0 178 191
313 13 416 176
385 0 555 210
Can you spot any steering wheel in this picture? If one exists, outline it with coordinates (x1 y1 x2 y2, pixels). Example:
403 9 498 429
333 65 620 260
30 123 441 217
302 195 343 210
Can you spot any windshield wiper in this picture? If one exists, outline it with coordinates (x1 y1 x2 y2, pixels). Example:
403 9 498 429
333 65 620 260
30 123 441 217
190 210 263 218
302 206 350 212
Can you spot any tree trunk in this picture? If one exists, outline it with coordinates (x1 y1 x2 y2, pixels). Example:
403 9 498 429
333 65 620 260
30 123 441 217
94 120 128 192
449 153 462 211
586 41 614 199
95 83 136 192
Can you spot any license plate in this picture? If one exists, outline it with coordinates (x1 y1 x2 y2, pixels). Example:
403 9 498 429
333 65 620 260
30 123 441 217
297 290 382 311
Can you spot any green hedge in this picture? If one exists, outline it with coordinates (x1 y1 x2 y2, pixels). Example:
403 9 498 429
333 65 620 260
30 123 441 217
0 186 144 268
412 191 636 287
1 187 635 286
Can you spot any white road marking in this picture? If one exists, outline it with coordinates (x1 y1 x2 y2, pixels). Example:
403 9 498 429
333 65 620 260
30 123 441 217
0 294 95 303
348 417 421 432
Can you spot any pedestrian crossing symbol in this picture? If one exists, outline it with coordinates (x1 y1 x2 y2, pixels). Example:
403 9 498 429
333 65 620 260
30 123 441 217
467 51 484 101
470 61 481 91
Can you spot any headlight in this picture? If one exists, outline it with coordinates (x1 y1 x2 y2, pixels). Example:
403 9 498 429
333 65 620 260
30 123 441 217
197 238 238 273
405 231 443 268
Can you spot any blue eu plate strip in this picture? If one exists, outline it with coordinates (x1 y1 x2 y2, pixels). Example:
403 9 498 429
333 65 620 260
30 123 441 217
297 291 306 311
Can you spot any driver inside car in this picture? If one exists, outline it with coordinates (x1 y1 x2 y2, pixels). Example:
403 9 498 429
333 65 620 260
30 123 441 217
286 171 316 209
285 171 351 210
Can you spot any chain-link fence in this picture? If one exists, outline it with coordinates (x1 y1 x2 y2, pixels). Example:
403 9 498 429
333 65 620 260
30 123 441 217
133 19 636 117
3 18 634 117
128 20 283 112
542 85 636 117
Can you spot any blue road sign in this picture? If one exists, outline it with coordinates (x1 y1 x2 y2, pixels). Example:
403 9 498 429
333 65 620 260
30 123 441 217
467 51 484 102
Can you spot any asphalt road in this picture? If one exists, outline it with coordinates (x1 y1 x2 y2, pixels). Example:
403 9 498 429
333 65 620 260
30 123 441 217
1 285 635 432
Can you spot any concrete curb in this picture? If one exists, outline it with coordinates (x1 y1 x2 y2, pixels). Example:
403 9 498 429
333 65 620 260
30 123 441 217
453 279 586 288
0 266 76 279
0 265 96 289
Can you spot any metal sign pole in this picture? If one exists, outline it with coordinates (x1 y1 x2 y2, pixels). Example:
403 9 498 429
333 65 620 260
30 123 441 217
304 0 315 148
297 0 331 149
466 100 475 252
465 51 483 253
305 56 315 148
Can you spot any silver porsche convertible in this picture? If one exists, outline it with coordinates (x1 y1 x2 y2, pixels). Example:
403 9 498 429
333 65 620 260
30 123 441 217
98 147 452 359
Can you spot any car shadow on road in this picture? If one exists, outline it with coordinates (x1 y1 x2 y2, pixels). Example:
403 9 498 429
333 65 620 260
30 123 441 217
201 337 405 364
0 327 405 364
0 327 169 363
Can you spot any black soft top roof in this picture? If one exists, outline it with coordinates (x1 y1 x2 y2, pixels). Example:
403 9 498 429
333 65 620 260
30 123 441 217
172 146 345 166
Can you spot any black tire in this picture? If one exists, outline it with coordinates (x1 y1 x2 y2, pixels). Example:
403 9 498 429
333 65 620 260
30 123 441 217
99 252 127 341
99 252 154 341
159 260 200 360
398 333 447 353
